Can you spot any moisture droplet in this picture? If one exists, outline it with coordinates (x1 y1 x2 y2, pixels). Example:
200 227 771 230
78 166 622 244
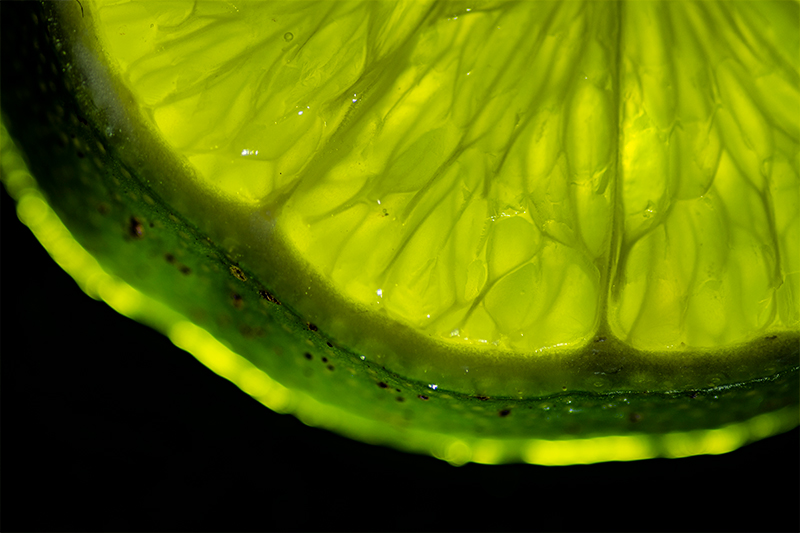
643 201 655 218
284 32 293 42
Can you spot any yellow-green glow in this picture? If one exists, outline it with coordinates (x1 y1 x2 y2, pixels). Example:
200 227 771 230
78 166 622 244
523 435 654 466
169 321 293 414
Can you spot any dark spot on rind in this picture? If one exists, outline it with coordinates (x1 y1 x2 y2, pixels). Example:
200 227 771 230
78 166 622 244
498 409 511 417
128 217 144 238
229 265 247 281
231 293 243 309
766 335 778 340
165 253 175 263
396 397 405 402
475 395 490 401
179 265 191 275
307 323 318 332
377 382 388 389
326 364 335 371
321 357 328 363
258 290 281 305
418 395 429 401
326 342 333 348
629 412 643 423
304 353 313 360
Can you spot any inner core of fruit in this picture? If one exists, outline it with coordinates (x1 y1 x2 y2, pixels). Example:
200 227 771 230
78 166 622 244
91 0 799 354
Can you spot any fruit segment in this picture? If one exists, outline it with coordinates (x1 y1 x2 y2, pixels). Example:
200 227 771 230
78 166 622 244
613 1 800 350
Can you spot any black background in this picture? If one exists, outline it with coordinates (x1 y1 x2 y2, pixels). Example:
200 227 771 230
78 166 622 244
2 186 799 532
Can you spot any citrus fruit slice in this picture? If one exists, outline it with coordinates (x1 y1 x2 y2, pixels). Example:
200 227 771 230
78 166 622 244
1 0 798 465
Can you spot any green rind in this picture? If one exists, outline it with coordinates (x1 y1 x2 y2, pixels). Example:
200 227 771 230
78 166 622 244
1 1 798 464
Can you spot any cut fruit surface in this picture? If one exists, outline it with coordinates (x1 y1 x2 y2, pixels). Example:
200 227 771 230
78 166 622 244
93 0 799 354
1 0 798 464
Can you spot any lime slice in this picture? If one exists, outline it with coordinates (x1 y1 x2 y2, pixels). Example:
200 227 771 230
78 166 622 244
1 0 798 465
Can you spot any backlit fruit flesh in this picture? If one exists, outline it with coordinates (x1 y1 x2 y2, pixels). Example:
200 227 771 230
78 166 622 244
1 0 798 465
